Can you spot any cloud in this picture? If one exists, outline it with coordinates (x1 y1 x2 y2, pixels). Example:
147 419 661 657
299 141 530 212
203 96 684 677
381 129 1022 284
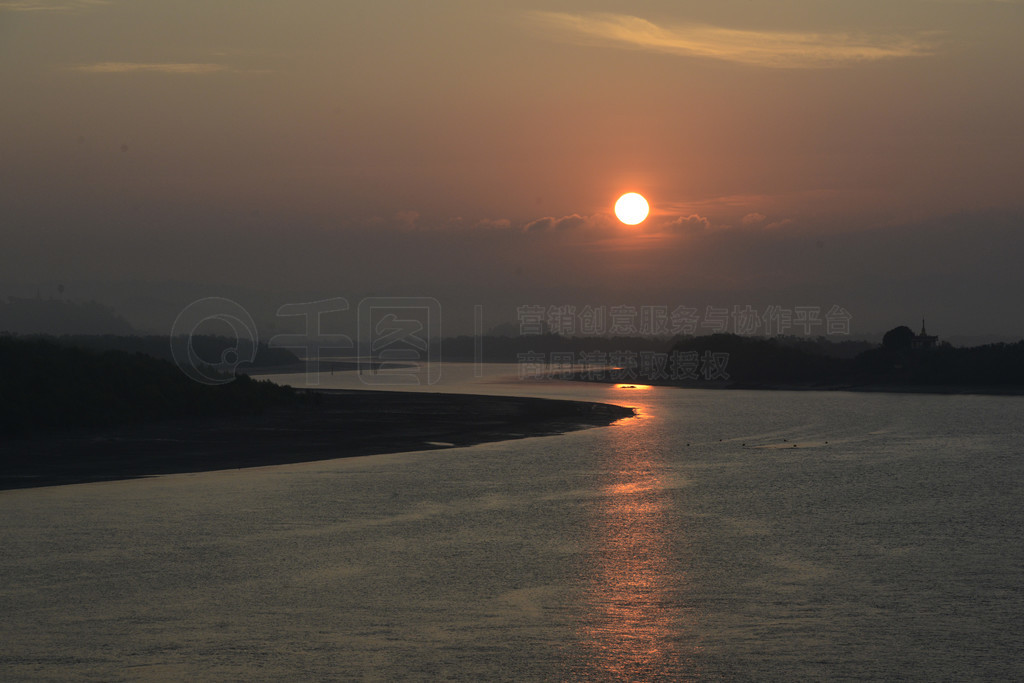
521 211 718 240
473 218 512 230
70 62 230 75
393 210 420 229
0 0 108 11
527 12 938 68
660 213 712 233
523 214 590 233
520 213 630 243
660 190 847 225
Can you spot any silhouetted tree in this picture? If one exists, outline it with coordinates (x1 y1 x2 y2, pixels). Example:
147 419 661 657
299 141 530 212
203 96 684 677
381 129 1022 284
882 326 915 352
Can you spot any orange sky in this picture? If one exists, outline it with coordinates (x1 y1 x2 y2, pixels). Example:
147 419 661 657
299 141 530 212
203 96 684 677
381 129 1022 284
2 0 1023 335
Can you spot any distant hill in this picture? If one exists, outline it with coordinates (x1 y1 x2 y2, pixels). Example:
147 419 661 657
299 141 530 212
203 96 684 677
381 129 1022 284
670 334 849 385
662 332 1024 389
50 334 299 369
0 297 134 335
437 333 670 362
435 333 874 364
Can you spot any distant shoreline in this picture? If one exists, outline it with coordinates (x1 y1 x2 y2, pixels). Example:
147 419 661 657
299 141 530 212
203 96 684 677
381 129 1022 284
0 389 634 491
248 359 1024 397
780 383 1024 396
569 375 1024 397
243 360 379 375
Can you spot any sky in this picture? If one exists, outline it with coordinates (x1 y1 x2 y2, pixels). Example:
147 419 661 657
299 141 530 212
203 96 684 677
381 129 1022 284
2 0 1023 338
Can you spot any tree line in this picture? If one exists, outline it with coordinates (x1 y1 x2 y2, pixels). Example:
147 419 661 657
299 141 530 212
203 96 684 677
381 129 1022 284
0 336 295 437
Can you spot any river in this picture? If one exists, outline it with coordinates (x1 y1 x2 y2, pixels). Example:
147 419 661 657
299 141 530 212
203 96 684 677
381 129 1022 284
1 364 1022 680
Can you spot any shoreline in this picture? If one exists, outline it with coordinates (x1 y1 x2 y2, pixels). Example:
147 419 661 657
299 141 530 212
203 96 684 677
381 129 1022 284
567 375 1024 397
0 389 633 491
243 360 386 375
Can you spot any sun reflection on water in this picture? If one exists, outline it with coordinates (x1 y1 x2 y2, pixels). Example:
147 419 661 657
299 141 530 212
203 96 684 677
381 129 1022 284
570 388 702 680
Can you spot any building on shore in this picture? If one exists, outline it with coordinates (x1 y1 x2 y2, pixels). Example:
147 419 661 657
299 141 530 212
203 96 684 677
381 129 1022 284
911 319 939 350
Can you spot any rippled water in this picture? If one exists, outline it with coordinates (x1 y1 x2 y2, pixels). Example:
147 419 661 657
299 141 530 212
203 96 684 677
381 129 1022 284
2 366 1022 680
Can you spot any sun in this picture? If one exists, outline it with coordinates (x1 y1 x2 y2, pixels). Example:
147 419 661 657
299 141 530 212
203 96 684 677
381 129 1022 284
614 192 650 225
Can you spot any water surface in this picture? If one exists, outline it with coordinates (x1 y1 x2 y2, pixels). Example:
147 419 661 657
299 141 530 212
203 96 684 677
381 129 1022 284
1 366 1022 680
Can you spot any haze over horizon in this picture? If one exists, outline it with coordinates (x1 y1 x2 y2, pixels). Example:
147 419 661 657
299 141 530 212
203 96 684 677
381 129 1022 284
3 0 1023 337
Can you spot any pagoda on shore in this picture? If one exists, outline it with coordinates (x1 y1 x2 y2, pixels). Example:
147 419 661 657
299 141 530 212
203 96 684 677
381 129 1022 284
911 319 938 350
